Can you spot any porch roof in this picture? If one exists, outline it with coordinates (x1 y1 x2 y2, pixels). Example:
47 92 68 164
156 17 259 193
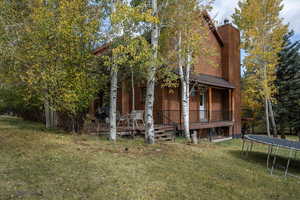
190 73 235 89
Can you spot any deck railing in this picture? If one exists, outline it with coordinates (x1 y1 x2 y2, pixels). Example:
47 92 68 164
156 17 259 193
155 110 232 125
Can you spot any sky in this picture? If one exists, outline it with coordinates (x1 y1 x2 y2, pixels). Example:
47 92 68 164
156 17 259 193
211 0 300 42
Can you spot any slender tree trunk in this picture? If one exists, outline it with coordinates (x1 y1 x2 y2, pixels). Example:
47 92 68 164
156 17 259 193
44 100 50 129
265 98 271 136
177 33 191 142
108 0 118 142
181 78 190 142
71 116 75 133
268 99 277 137
131 70 135 111
109 67 118 142
187 51 197 144
145 0 159 144
50 108 54 128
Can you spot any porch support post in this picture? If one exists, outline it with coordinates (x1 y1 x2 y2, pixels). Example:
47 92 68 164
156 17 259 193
229 89 234 136
121 81 130 115
229 89 232 121
208 88 212 122
232 90 235 122
161 87 168 125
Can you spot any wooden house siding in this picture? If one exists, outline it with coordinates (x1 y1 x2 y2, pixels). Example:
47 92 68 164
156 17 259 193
194 23 223 77
92 18 241 137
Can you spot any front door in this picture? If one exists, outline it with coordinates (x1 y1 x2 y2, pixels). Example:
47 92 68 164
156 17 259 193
199 92 207 121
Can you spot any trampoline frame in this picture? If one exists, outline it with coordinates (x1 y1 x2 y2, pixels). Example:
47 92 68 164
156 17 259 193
241 135 300 178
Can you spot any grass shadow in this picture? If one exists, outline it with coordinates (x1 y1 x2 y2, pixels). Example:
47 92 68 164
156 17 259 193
0 115 66 135
229 149 300 176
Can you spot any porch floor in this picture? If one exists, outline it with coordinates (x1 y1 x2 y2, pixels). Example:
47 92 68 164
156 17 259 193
177 120 234 130
85 123 175 134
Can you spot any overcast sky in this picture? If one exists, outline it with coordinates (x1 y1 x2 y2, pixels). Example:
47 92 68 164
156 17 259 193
211 0 300 41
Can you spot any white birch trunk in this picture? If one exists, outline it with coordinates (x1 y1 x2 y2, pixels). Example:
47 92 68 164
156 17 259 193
262 55 271 137
145 0 159 144
177 33 191 142
109 67 118 141
187 51 195 143
181 80 190 141
108 0 118 142
265 98 271 137
268 99 277 137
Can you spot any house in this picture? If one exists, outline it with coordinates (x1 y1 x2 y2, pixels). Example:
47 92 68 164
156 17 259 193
91 14 241 139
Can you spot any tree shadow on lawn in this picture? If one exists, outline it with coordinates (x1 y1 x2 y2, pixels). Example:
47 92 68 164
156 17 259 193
229 150 300 176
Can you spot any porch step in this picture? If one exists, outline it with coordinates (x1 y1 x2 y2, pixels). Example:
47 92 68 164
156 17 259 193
155 130 170 134
154 126 175 142
155 133 173 137
156 137 173 141
212 137 232 143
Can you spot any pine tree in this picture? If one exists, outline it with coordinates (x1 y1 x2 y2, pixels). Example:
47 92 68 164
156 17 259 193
275 31 300 138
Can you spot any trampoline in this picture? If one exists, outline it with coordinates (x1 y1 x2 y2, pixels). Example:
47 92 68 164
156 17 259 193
242 134 300 178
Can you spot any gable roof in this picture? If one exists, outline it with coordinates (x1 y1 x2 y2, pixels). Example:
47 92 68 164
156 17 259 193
202 11 224 47
93 12 224 54
93 43 110 55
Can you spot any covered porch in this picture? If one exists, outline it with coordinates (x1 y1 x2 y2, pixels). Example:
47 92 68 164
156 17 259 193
87 73 236 141
153 73 236 139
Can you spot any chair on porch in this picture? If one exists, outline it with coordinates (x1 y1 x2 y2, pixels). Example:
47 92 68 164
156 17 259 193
129 110 145 129
117 111 130 127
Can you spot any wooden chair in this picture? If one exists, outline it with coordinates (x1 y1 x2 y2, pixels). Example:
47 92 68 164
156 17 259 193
117 111 130 127
130 110 145 128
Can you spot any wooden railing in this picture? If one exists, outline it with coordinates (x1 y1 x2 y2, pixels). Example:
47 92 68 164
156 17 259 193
155 110 232 125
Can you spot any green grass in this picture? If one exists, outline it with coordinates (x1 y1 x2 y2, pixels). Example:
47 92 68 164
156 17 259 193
1 116 300 200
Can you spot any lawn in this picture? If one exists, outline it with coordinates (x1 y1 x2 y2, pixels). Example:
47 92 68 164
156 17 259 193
0 116 300 200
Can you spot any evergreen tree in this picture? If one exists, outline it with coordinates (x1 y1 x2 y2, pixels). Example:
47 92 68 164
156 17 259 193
275 31 300 138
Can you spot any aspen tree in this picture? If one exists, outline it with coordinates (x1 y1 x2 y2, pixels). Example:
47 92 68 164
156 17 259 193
233 0 287 137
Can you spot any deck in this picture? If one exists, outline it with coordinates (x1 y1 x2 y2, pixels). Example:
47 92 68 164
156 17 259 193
85 120 233 133
92 124 174 133
84 123 176 141
84 120 233 142
177 120 234 130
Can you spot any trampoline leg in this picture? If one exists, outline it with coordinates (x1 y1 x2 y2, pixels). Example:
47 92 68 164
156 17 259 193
250 141 254 152
271 146 279 175
285 149 293 177
241 139 245 155
267 145 271 169
246 141 250 157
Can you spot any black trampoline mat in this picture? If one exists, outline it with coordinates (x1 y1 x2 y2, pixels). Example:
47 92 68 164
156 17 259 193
244 135 300 151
